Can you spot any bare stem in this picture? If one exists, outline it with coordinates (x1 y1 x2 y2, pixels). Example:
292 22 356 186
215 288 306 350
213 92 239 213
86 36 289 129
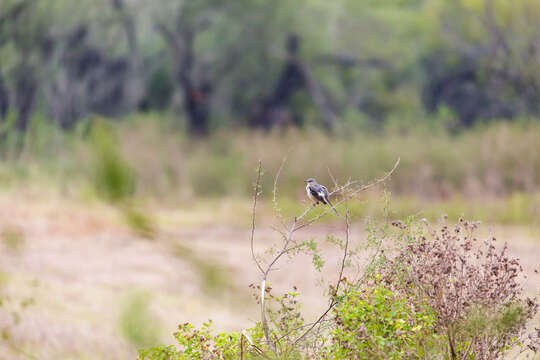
273 155 288 227
329 157 400 197
250 160 264 274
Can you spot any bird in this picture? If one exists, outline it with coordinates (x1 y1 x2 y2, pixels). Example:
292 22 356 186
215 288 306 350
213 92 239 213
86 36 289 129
304 178 338 215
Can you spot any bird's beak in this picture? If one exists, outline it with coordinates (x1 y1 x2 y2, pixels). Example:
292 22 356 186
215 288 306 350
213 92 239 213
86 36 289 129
304 180 308 183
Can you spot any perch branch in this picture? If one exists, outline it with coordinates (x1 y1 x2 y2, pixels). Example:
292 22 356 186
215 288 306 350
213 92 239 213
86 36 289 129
294 157 400 231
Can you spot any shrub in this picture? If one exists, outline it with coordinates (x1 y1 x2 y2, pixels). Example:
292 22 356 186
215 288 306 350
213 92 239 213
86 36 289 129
90 121 135 203
383 218 539 359
323 281 438 359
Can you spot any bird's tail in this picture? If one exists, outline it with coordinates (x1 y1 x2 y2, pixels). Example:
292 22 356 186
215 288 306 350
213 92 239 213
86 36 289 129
326 198 339 215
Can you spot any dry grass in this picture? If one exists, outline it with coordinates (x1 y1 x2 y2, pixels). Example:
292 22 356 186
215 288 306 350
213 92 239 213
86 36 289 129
3 116 540 203
0 191 538 359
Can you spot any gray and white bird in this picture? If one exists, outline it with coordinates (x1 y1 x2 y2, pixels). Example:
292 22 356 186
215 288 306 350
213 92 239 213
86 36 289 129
304 178 338 215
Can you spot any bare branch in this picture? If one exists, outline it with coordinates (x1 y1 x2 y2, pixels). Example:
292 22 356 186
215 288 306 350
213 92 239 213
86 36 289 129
272 155 288 226
327 167 339 191
329 157 400 197
249 160 276 352
336 209 350 294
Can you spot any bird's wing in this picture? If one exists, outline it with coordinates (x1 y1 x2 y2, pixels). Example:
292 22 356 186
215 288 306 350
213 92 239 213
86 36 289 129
312 184 328 203
319 185 331 200
320 185 338 214
307 184 321 202
320 185 329 196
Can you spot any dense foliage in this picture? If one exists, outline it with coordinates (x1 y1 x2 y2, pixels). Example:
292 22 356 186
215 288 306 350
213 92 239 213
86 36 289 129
323 283 438 359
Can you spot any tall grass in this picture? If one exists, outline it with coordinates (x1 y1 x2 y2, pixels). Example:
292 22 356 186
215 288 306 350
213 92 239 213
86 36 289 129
115 117 540 201
1 114 539 224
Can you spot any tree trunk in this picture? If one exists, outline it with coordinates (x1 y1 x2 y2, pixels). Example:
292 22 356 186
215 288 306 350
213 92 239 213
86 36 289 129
182 81 210 136
157 22 212 137
251 34 336 130
14 66 37 132
0 74 8 119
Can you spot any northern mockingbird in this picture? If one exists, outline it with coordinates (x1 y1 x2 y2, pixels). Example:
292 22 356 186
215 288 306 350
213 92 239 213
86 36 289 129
304 178 338 215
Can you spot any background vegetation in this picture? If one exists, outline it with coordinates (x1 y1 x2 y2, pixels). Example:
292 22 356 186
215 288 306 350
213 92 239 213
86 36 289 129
1 0 539 134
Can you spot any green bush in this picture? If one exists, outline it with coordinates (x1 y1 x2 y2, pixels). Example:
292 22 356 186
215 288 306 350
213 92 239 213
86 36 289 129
323 282 438 359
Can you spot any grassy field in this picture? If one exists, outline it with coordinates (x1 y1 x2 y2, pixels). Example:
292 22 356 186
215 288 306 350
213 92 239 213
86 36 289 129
2 117 540 225
0 118 539 359
0 190 538 359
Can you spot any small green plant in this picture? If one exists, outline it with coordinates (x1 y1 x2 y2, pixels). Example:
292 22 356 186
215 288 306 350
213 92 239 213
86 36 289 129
172 243 231 295
122 206 157 239
138 320 267 360
90 121 135 204
0 271 38 359
90 121 158 238
1 225 25 252
120 292 162 348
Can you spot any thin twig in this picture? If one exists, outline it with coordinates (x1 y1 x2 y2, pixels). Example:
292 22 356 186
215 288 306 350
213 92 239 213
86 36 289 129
336 208 350 294
259 204 309 352
273 155 289 226
329 157 400 196
274 319 332 344
259 278 275 351
327 166 339 190
250 161 264 274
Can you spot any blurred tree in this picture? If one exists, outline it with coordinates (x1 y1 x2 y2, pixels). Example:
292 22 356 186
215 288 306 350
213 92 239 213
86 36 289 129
0 0 538 135
0 0 43 131
250 34 338 130
153 0 301 135
421 0 540 126
155 2 215 136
